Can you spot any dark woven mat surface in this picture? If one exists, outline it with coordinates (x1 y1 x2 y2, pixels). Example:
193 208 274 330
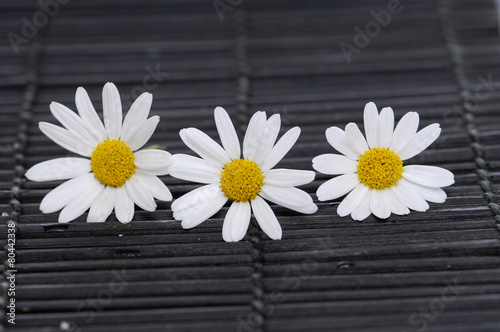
1 0 500 331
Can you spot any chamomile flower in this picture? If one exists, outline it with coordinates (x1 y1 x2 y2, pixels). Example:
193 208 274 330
169 107 317 242
25 82 173 223
313 102 454 221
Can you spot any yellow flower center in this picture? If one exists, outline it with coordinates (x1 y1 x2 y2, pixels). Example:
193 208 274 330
90 139 135 187
357 147 404 190
220 158 264 202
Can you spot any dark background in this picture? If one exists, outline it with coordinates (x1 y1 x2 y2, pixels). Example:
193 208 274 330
1 0 500 331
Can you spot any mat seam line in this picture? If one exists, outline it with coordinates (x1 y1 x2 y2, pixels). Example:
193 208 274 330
438 0 500 234
234 8 266 332
2 17 44 330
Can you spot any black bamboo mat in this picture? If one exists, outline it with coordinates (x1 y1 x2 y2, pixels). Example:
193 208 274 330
1 0 500 331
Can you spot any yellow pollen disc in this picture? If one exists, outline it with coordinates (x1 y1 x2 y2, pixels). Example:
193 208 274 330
90 139 136 187
357 147 404 190
220 158 264 202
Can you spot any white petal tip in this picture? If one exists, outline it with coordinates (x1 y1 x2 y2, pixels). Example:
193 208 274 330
58 217 73 223
337 211 349 218
144 205 157 213
345 122 356 130
222 235 244 243
373 213 391 220
316 194 328 202
442 179 455 187
24 169 34 180
304 204 318 214
267 232 282 240
87 218 106 223
181 221 195 229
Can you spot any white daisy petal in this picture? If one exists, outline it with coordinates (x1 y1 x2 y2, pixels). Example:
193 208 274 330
390 111 419 154
351 191 372 221
59 177 104 223
243 111 267 160
214 107 240 160
264 169 315 187
170 165 219 184
102 82 122 140
410 183 447 203
168 154 221 184
387 189 409 215
179 192 227 229
87 186 115 223
172 108 319 240
40 173 96 214
398 123 441 160
363 102 379 149
325 127 359 160
134 172 172 201
50 102 99 148
75 87 107 142
312 153 358 175
403 165 455 188
251 195 282 240
254 114 281 165
121 92 152 143
369 189 391 219
377 107 394 148
127 115 159 151
259 185 317 214
337 183 369 217
316 173 359 201
133 149 173 176
25 158 90 182
222 201 251 242
115 186 135 223
39 122 94 157
171 184 221 214
124 174 157 212
31 83 172 224
315 103 454 220
179 128 231 167
392 179 429 212
261 126 300 172
149 179 173 202
344 123 369 155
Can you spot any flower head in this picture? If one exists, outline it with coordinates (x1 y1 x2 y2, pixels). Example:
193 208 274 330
313 102 454 220
169 107 317 242
25 82 173 223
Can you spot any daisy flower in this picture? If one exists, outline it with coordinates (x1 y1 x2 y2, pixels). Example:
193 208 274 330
169 107 317 242
25 82 173 223
313 102 454 221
